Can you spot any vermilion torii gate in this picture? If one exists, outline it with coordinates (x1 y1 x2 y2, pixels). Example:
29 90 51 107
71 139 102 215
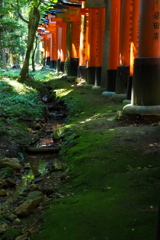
37 0 160 117
124 0 160 116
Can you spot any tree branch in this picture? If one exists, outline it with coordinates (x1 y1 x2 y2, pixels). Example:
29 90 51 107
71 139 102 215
37 0 42 8
15 0 29 24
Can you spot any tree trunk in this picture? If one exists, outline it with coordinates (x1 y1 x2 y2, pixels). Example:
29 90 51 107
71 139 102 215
32 35 38 72
0 0 6 69
19 6 40 82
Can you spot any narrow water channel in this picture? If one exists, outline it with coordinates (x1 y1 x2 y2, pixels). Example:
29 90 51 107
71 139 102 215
0 94 66 213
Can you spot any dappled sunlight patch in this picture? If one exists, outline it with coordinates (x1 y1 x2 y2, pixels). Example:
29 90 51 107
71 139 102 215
0 69 20 79
80 117 92 124
33 69 57 82
56 89 73 97
6 79 34 95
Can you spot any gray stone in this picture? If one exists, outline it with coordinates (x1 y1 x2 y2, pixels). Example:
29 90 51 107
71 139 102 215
14 191 43 216
110 93 127 102
53 160 66 171
14 199 42 216
13 218 21 225
0 189 7 196
0 223 8 234
102 91 115 97
26 191 44 200
4 213 17 221
123 104 160 116
15 234 29 240
28 184 39 191
0 158 21 170
6 178 16 187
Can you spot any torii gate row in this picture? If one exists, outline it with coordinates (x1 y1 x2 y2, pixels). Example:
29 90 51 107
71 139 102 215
37 0 160 117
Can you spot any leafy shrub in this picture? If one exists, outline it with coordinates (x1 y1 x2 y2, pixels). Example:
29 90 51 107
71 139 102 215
0 167 14 179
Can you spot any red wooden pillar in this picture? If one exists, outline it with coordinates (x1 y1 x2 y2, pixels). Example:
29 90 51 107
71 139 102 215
115 0 133 94
86 8 105 86
57 25 62 71
46 37 51 66
105 0 121 92
132 0 160 106
87 8 98 84
43 37 47 59
60 22 67 72
78 1 88 79
70 19 80 75
50 25 58 70
97 8 105 68
127 0 140 100
95 8 105 87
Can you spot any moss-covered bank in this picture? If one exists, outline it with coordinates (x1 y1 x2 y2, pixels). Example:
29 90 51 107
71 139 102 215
28 75 160 240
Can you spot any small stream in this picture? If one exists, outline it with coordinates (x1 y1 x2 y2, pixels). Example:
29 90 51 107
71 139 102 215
0 94 67 213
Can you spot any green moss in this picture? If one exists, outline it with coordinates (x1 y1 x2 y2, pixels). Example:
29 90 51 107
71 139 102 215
31 188 157 240
2 228 21 240
0 167 14 179
27 75 160 240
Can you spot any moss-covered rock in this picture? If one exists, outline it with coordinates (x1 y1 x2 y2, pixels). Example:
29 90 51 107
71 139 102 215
2 228 21 240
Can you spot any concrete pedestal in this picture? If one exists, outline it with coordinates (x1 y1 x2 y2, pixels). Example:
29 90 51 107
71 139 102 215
78 66 86 80
115 66 129 94
106 69 117 92
127 76 133 100
123 104 160 116
46 57 50 66
70 58 79 76
60 61 64 72
133 57 160 106
50 60 57 70
86 67 95 84
95 67 102 87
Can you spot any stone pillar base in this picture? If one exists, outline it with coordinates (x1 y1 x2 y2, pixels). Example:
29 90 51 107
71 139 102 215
127 76 133 100
102 91 115 97
92 86 103 91
50 60 57 70
106 69 117 92
78 66 86 80
60 61 64 72
133 57 160 105
70 58 79 76
111 93 127 102
95 67 102 87
46 57 50 66
115 66 129 94
123 104 160 116
86 67 102 86
86 67 95 84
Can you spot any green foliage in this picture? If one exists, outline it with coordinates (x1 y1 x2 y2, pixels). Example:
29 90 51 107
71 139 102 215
2 228 21 240
0 71 45 148
0 77 44 119
0 167 14 179
0 70 21 79
0 0 27 67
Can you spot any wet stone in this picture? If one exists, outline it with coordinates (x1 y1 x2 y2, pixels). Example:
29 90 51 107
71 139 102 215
0 189 7 196
13 218 21 225
14 198 42 216
32 177 43 184
28 184 39 191
6 178 16 187
0 181 7 188
15 233 29 240
0 158 21 170
3 213 17 222
0 223 8 234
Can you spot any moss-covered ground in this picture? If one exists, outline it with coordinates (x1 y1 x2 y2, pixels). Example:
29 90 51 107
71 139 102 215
29 74 160 240
0 69 159 239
